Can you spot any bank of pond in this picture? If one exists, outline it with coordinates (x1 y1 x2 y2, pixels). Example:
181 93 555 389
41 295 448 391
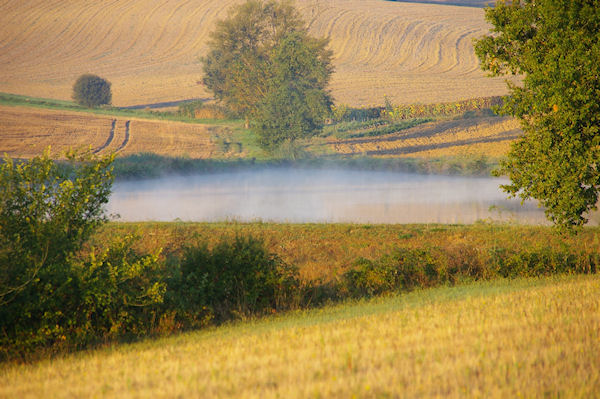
2 222 598 362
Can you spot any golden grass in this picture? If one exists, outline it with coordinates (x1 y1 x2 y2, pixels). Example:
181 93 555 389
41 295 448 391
0 0 510 107
1 275 598 398
0 105 242 159
325 116 521 158
95 222 600 282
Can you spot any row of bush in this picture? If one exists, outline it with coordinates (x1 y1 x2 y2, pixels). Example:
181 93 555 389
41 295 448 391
2 228 597 361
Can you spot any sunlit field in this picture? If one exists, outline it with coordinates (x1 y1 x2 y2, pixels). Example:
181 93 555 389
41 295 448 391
1 275 598 398
0 0 509 107
0 105 237 159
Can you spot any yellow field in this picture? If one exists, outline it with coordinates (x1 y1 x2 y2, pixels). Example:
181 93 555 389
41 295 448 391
0 0 509 107
1 275 597 398
325 116 521 158
0 106 233 159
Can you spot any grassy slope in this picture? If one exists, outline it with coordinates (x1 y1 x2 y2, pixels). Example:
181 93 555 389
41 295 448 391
1 274 598 398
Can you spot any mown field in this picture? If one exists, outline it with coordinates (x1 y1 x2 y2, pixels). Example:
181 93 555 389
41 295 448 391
0 0 509 108
1 274 598 398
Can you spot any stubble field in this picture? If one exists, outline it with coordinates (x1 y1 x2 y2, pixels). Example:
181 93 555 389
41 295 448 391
1 274 598 398
0 106 234 159
0 0 508 107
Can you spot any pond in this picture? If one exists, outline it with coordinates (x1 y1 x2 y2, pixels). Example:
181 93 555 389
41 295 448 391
107 168 552 224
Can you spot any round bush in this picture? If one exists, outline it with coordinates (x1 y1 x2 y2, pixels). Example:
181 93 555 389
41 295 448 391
72 74 112 107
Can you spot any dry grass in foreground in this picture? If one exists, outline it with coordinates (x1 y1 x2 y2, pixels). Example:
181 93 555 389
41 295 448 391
1 275 598 398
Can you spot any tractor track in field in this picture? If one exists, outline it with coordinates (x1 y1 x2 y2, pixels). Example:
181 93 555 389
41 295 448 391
93 119 116 154
115 120 130 153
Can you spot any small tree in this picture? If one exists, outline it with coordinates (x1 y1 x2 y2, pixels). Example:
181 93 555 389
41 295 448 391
474 1 600 231
72 74 112 107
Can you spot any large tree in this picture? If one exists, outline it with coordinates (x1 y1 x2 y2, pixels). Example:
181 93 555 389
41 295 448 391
254 31 333 151
475 0 600 231
201 0 333 149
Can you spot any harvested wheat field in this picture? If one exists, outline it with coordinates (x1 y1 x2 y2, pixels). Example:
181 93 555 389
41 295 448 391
0 0 508 107
0 106 229 159
326 116 521 158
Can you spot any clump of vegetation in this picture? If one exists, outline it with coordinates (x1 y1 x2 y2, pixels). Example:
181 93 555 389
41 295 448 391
168 236 299 326
176 101 235 120
343 245 597 298
382 96 503 121
0 150 165 359
72 74 112 108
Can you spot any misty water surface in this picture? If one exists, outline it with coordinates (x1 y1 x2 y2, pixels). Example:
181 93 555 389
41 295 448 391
106 168 559 224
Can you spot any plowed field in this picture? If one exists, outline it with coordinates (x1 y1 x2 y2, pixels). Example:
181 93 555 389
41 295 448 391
0 0 508 107
0 106 224 159
324 116 521 158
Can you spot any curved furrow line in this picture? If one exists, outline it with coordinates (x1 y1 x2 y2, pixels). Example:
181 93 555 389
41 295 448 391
0 0 51 51
45 1 123 64
0 1 73 65
366 16 408 68
113 0 171 57
327 11 365 68
83 1 144 62
156 1 211 57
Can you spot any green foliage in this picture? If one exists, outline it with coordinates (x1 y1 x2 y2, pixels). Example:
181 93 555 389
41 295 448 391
72 74 112 108
201 0 305 117
0 149 114 307
343 245 597 298
474 1 600 231
202 1 333 152
0 151 166 359
344 248 446 297
169 236 299 324
382 97 503 121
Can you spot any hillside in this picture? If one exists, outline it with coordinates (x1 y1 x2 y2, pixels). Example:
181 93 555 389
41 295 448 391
2 275 598 398
0 0 509 108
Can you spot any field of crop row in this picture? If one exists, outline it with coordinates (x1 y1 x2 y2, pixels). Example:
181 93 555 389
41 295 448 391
0 104 521 161
0 106 237 159
2 274 597 398
324 116 521 158
0 0 509 107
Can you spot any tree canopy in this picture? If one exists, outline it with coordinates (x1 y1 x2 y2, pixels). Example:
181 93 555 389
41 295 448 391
201 0 333 151
474 0 600 231
72 74 112 108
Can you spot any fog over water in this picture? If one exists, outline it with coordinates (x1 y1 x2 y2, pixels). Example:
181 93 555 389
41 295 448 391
106 168 567 224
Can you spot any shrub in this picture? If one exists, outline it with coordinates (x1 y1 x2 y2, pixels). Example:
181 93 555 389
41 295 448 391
169 235 299 324
0 150 165 360
72 74 112 107
343 248 444 297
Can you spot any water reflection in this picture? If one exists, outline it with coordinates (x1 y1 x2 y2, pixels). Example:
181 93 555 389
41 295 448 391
107 168 560 224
